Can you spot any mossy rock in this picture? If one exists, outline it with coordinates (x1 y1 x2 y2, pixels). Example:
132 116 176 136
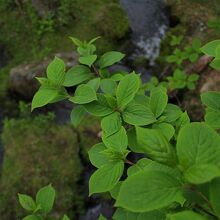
95 3 129 40
0 113 82 219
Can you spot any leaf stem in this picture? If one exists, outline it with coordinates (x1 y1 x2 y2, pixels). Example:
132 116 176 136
125 159 134 166
189 186 213 211
92 64 100 76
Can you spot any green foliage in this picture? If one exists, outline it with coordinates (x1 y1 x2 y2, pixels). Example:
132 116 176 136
208 19 220 34
201 39 220 70
29 37 220 220
18 185 71 220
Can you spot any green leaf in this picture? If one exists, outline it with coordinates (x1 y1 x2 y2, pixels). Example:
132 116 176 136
88 143 108 168
200 40 220 56
102 127 128 152
46 57 65 85
153 123 175 141
122 102 156 126
32 86 58 111
110 182 122 199
101 112 122 137
127 158 181 178
69 84 97 104
18 194 36 211
210 177 220 218
63 65 91 87
36 184 55 214
100 78 117 95
69 36 83 47
205 108 220 129
113 208 165 220
176 123 220 170
70 106 86 127
116 73 140 109
188 74 199 82
184 164 220 184
98 215 107 220
127 128 144 153
62 215 71 220
150 87 168 118
84 94 113 116
23 215 42 220
89 161 124 195
175 112 190 131
201 91 220 111
87 78 101 91
99 51 125 69
79 55 97 67
210 58 220 70
163 103 182 123
167 211 208 220
136 127 174 164
116 170 183 212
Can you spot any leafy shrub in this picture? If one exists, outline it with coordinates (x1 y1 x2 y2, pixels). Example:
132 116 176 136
29 37 220 220
95 3 129 39
0 111 82 219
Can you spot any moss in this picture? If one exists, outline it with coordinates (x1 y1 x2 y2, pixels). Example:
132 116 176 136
0 113 82 219
95 3 129 40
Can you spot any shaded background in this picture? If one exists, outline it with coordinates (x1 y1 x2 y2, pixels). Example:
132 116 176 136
0 0 220 219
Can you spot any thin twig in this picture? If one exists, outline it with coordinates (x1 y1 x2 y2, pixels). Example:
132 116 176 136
92 64 100 76
125 159 134 166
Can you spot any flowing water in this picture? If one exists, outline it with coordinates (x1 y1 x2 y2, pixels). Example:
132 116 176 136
120 0 169 65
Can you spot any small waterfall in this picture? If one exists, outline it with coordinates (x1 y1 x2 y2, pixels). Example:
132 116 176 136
120 0 169 65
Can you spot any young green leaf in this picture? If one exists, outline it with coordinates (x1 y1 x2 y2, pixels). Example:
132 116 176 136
23 215 42 220
79 55 97 67
210 58 220 70
200 39 220 56
116 73 140 109
46 57 65 85
98 215 107 220
136 127 174 164
18 194 36 211
69 84 97 104
184 164 220 184
36 184 55 214
116 170 183 212
210 177 220 218
31 87 58 111
89 161 124 195
102 127 128 152
149 86 168 118
87 78 101 91
177 123 220 170
201 91 220 111
101 112 121 137
99 51 125 69
84 94 113 116
63 65 92 87
153 123 175 141
122 102 156 126
113 208 165 220
88 143 108 168
167 211 208 220
205 108 220 129
100 78 117 95
70 106 86 127
69 36 83 47
62 214 71 220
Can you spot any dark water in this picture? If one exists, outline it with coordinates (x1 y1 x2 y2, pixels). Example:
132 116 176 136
120 0 169 65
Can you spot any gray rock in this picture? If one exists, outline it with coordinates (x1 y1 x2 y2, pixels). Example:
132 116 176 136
9 52 78 100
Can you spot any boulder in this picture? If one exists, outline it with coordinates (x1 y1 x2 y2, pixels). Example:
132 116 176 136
9 52 78 100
